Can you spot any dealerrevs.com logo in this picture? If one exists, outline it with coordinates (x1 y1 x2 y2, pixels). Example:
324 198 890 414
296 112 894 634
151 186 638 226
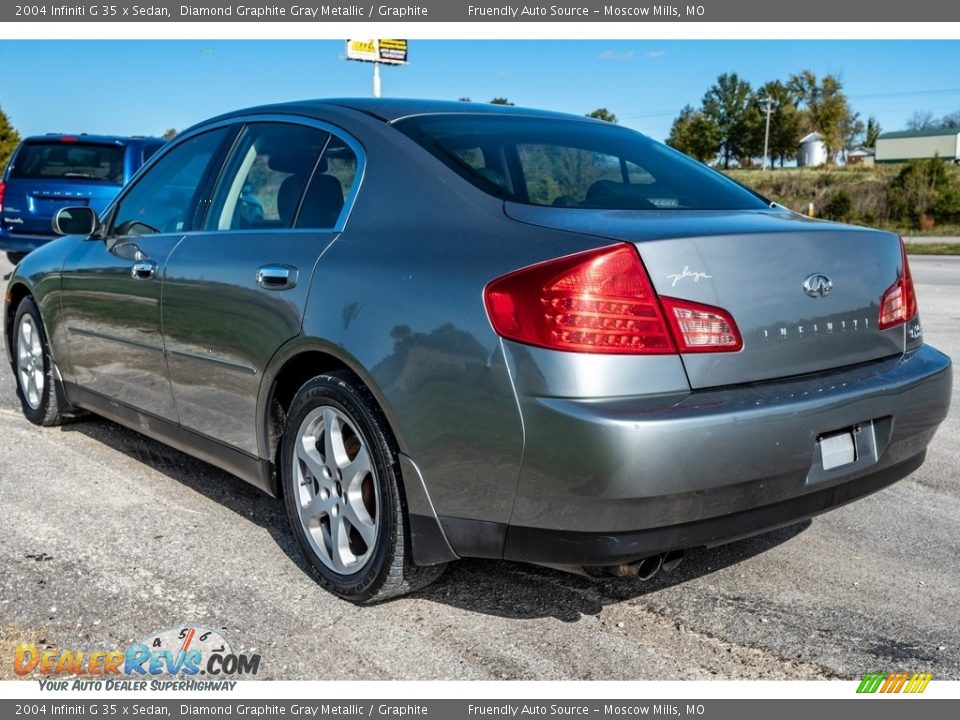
14 626 261 690
856 672 934 694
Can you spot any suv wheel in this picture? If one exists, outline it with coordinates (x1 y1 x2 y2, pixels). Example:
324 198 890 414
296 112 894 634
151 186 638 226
280 371 445 603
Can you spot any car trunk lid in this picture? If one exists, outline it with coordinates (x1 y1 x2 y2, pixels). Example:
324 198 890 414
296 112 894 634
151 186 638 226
504 206 907 389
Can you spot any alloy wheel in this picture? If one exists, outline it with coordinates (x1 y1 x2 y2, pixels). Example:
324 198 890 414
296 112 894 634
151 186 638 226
292 405 379 574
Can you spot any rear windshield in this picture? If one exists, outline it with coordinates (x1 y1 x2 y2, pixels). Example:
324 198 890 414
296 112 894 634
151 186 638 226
394 115 770 211
9 142 125 183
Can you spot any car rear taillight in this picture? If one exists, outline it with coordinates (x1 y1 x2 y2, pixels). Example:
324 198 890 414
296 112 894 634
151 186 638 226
878 237 919 331
0 181 5 213
484 243 741 355
660 297 743 352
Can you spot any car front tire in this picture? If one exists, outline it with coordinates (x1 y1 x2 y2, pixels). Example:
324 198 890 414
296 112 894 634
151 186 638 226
280 370 445 603
12 296 66 426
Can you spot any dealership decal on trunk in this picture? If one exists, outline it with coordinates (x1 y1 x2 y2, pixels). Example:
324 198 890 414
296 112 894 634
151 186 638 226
666 266 713 287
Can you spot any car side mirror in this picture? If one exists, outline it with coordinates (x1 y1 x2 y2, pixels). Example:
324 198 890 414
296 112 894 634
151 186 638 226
53 206 98 236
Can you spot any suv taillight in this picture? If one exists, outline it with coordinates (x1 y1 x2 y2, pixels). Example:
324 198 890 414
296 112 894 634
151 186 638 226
878 237 919 331
484 243 741 355
0 181 5 213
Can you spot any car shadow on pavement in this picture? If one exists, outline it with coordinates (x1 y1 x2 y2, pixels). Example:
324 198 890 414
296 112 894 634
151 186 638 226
59 416 317 578
61 416 811 621
411 522 811 622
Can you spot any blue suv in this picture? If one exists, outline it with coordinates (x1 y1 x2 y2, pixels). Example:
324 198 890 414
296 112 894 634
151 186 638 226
0 134 165 264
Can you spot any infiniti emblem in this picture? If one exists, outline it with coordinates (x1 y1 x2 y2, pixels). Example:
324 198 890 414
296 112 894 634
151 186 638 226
803 273 833 298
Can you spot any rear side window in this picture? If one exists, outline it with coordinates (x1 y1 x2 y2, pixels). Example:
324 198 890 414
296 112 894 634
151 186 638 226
9 141 126 184
206 123 330 231
205 123 358 231
110 128 229 237
394 115 769 211
295 135 358 230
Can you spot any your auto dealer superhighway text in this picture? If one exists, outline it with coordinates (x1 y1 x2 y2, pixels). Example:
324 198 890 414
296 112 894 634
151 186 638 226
179 4 428 17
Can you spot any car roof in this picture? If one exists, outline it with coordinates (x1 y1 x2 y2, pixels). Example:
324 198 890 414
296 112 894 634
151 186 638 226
203 98 600 125
22 134 165 145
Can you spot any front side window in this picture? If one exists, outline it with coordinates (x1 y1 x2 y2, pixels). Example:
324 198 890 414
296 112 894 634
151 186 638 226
206 123 331 231
395 115 770 211
110 128 229 237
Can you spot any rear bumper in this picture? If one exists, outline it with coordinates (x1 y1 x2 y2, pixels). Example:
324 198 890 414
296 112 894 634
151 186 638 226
0 231 55 253
499 344 951 566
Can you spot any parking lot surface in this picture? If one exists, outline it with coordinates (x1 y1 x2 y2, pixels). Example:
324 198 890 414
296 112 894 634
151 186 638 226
1 255 958 680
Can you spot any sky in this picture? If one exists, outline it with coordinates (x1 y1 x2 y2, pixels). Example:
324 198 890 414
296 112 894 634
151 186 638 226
1 40 959 142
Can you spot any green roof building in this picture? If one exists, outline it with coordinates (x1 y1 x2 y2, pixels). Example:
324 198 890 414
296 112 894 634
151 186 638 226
875 127 960 163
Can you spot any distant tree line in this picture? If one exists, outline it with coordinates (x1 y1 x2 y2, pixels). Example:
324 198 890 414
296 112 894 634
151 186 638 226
906 110 960 131
666 71 877 168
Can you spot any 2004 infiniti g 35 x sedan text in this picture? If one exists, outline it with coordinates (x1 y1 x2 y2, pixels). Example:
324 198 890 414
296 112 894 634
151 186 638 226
4 99 952 603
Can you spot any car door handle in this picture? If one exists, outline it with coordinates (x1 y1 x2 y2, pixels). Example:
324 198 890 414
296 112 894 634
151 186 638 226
256 265 298 291
131 260 158 280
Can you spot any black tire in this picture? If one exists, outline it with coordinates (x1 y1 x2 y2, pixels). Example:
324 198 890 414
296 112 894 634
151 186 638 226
12 296 67 426
281 370 446 603
6 252 27 265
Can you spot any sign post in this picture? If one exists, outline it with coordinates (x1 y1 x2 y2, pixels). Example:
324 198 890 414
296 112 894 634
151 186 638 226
345 39 409 98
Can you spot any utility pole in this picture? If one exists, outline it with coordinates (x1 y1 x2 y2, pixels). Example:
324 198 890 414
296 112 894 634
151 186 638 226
373 61 381 98
760 95 775 170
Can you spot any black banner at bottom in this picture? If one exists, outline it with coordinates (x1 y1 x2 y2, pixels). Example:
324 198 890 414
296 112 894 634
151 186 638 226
0 699 956 719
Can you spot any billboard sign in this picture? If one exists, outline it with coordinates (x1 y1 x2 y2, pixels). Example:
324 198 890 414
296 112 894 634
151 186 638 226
346 39 408 65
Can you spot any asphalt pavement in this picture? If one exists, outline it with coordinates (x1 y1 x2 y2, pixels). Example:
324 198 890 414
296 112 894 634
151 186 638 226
0 255 957 681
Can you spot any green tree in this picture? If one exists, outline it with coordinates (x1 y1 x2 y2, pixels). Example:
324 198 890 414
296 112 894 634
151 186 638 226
864 117 882 148
757 80 802 167
788 71 854 163
888 158 960 228
490 97 514 106
587 107 617 123
162 128 178 140
841 110 865 160
701 73 762 168
0 106 21 171
666 104 721 163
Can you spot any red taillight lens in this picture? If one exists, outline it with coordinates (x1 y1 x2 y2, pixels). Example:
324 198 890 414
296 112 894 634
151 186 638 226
484 243 742 355
660 297 743 352
485 244 676 354
0 181 5 213
878 237 919 331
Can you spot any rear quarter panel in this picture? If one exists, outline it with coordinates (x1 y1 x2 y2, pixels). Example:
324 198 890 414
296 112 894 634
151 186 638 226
292 110 617 524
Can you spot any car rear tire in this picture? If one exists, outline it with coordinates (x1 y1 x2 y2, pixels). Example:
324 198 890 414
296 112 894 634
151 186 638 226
6 252 27 266
12 297 67 426
281 371 446 603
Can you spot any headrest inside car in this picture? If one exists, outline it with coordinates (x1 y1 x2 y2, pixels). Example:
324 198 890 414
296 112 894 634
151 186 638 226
268 152 328 175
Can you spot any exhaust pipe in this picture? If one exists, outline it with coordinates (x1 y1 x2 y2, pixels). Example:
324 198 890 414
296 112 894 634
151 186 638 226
595 553 664 581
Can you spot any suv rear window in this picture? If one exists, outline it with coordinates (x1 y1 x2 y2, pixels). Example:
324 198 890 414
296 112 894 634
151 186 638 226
9 142 126 184
394 115 769 211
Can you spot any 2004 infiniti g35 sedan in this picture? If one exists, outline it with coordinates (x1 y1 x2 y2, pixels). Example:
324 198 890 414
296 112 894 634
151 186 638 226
4 99 952 602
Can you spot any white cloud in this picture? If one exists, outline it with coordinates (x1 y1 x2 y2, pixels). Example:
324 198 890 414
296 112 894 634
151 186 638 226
645 50 667 59
598 49 636 61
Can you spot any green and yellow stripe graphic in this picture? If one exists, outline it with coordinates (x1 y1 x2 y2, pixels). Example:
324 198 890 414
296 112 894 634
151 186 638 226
857 672 933 694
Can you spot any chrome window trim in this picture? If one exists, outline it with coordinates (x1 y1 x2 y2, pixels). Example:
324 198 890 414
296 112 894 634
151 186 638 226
99 113 366 237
